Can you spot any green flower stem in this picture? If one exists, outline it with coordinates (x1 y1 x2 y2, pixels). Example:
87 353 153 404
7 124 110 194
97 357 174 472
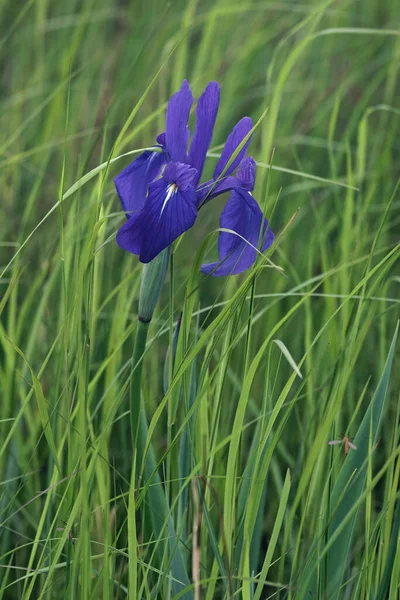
129 255 192 598
130 319 167 540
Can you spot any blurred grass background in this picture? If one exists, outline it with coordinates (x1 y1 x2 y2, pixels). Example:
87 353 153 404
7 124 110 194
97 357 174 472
0 0 399 598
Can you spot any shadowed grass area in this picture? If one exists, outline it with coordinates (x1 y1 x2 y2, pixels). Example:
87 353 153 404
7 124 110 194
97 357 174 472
0 1 399 598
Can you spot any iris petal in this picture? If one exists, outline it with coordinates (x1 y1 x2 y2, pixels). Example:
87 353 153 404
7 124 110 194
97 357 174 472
201 189 274 276
163 161 198 190
166 80 193 163
116 215 142 257
196 155 256 206
188 81 220 185
114 151 166 216
116 176 197 264
213 117 253 180
156 132 166 147
236 156 256 191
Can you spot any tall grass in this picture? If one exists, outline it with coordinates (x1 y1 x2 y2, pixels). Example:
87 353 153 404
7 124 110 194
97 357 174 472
0 0 399 598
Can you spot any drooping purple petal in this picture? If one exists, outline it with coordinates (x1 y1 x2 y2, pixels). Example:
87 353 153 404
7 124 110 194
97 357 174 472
116 214 142 257
156 132 166 147
165 80 193 163
114 151 166 216
196 156 256 206
201 189 274 276
187 81 220 185
116 162 198 263
163 161 198 190
213 117 253 180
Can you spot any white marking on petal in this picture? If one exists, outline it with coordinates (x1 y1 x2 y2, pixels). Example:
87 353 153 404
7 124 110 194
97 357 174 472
160 183 178 217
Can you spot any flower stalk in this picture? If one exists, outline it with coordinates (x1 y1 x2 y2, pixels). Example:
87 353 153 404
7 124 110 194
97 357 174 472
129 252 192 598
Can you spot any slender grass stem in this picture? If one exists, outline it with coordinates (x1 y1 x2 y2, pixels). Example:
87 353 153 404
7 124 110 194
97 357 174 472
129 319 192 597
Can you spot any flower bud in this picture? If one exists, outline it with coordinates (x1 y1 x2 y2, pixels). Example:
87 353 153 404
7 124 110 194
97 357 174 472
138 247 171 323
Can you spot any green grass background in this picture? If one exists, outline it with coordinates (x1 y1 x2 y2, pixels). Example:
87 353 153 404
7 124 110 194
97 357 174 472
0 0 399 598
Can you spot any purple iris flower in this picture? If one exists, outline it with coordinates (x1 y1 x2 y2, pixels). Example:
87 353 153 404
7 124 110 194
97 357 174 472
115 79 274 275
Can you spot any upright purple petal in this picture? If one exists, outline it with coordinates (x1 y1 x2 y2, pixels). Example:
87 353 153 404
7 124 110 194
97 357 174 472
116 162 198 263
236 156 256 191
188 81 220 184
165 80 193 163
201 189 274 276
114 151 166 216
213 117 253 180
